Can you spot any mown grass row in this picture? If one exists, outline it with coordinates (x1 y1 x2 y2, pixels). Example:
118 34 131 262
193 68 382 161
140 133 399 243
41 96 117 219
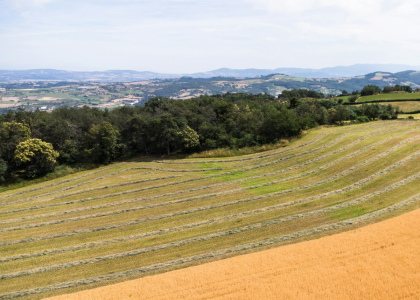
2 143 420 264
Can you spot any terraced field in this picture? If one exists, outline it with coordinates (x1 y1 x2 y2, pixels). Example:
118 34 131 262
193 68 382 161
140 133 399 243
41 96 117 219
1 120 420 299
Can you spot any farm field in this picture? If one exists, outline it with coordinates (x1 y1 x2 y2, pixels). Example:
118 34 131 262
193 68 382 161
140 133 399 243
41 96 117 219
356 92 420 102
46 206 420 300
1 120 420 299
399 113 420 119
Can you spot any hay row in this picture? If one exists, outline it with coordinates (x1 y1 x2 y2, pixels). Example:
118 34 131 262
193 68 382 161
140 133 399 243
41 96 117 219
3 165 420 280
0 128 393 223
3 155 420 264
235 126 377 168
0 173 178 207
24 124 398 208
154 123 386 164
2 139 418 245
0 127 394 217
153 129 334 164
3 132 416 232
1 132 414 233
0 123 399 204
0 164 128 200
2 189 419 300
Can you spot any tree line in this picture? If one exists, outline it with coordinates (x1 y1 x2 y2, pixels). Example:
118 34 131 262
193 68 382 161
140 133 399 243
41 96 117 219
0 92 399 182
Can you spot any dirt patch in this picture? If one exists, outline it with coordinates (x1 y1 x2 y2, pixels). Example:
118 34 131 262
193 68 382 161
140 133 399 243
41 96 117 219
38 97 63 101
0 103 17 108
47 208 420 300
371 73 391 80
1 97 19 102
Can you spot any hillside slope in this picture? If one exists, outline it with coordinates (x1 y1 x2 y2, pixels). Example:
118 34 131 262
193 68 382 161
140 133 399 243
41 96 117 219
1 120 420 299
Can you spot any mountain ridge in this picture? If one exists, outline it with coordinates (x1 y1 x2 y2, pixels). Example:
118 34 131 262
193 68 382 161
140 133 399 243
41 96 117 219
1 64 419 82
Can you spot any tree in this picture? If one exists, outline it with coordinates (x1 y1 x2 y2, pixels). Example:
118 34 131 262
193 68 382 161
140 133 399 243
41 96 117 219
363 103 381 120
14 139 59 178
260 105 301 142
0 159 7 183
177 126 200 150
84 121 121 164
155 114 182 156
382 86 394 93
348 95 358 103
342 90 348 95
122 115 150 155
0 122 31 163
361 85 381 96
288 98 301 109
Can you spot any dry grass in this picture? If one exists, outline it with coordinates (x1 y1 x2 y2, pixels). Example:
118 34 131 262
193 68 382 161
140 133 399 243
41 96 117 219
46 207 420 300
399 113 420 119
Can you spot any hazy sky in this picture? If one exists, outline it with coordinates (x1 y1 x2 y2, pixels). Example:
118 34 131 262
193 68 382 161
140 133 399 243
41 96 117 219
1 0 420 73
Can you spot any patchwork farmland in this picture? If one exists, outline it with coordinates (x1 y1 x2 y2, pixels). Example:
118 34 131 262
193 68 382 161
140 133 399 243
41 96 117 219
1 120 420 299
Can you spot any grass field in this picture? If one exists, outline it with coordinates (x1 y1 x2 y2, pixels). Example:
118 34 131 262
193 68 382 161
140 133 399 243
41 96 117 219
399 113 420 119
1 120 420 299
356 93 420 102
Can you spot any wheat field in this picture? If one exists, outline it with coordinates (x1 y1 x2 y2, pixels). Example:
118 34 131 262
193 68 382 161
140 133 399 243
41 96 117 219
1 120 420 299
45 204 420 300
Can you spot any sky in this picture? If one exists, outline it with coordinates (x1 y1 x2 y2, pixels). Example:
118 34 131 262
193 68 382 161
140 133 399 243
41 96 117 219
1 0 420 73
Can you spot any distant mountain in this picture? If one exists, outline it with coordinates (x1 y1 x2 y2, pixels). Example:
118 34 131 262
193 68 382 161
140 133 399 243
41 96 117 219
193 64 420 79
1 64 419 82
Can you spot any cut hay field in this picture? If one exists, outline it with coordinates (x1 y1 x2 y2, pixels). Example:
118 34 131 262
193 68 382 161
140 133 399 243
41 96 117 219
1 120 420 299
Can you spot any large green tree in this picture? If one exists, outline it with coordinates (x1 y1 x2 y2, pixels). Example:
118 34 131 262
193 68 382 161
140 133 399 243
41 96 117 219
0 121 31 163
14 138 59 178
84 121 121 164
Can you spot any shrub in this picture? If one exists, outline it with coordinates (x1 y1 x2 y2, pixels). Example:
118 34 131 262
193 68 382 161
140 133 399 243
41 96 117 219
356 116 370 123
348 95 358 103
408 116 415 119
380 113 391 120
